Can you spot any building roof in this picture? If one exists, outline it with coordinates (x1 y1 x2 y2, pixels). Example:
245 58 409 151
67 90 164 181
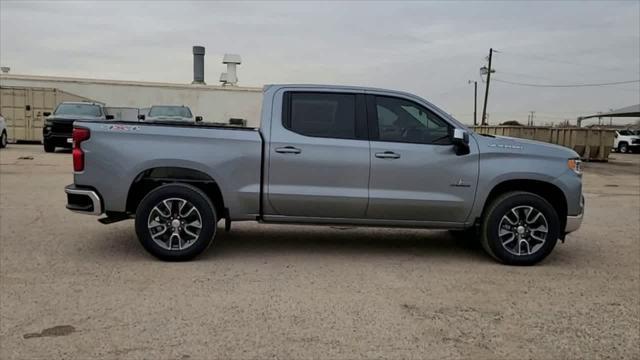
579 104 640 120
0 73 263 92
577 104 640 126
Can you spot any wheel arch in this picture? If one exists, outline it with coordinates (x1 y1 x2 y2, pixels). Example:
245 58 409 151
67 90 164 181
126 167 226 219
479 179 568 230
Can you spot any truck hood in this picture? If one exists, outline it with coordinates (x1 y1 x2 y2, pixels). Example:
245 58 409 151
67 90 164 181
474 133 579 159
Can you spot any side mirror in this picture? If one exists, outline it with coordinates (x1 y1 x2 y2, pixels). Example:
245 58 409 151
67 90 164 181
452 128 470 155
138 114 145 120
43 112 51 117
105 114 115 120
195 116 203 122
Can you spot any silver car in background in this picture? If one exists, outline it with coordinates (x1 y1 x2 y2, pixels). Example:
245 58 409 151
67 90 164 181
138 105 202 122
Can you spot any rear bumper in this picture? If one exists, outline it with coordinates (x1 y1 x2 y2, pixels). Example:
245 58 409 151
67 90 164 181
65 184 102 215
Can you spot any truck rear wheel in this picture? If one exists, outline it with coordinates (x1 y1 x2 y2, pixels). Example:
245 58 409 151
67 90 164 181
135 183 217 261
480 191 559 266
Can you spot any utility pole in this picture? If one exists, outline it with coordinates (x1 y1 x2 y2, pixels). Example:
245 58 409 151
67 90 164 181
529 111 535 126
609 108 614 126
481 48 494 125
468 80 478 125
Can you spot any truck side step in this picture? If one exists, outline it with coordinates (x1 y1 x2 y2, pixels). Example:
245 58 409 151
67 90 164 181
98 213 131 224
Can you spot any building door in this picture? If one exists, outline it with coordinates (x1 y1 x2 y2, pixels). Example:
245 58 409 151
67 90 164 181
0 87 28 142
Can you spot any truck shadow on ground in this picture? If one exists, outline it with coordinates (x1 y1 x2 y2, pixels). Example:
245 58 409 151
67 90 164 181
210 226 487 261
93 223 491 263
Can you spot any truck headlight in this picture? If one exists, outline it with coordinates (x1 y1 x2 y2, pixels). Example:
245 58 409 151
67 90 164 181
567 158 582 175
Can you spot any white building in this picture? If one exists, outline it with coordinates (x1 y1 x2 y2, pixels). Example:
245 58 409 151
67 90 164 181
0 73 263 126
0 49 264 142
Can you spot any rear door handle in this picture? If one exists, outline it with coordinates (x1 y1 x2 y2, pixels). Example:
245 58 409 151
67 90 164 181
375 151 400 159
275 146 301 154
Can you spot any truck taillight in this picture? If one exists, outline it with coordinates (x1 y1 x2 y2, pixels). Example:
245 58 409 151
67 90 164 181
72 127 90 172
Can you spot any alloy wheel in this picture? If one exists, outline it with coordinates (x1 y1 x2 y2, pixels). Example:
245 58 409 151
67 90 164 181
498 205 548 256
147 197 202 251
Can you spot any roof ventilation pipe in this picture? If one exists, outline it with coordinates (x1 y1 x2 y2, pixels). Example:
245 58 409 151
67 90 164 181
192 46 206 85
220 54 241 86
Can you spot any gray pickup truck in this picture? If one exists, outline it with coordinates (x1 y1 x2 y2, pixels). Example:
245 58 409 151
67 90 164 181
65 85 583 265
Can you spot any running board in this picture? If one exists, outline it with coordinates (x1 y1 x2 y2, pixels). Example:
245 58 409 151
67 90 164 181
98 213 131 224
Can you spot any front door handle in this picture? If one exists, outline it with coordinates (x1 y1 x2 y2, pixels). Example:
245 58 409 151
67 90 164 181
375 151 400 159
275 146 301 154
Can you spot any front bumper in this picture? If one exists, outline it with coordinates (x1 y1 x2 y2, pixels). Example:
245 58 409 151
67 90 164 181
43 130 73 148
565 195 584 233
65 184 103 215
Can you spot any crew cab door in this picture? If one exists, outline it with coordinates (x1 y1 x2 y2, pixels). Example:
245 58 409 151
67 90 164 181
264 89 370 219
365 94 479 224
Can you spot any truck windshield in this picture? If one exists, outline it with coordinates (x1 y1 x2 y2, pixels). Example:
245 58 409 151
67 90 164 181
55 104 102 117
149 106 192 118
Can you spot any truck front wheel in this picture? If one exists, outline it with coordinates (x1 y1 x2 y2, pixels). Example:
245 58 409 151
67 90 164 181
480 191 559 266
43 141 55 153
618 142 629 153
135 183 217 261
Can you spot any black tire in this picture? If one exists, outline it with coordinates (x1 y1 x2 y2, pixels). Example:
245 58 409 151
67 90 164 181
618 142 628 153
480 191 559 266
0 131 7 148
135 183 217 261
43 141 55 153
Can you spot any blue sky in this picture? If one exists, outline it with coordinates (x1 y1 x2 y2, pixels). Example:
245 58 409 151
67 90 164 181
1 0 638 124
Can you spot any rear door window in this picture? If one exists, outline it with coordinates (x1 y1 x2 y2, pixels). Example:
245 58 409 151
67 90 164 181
284 92 357 139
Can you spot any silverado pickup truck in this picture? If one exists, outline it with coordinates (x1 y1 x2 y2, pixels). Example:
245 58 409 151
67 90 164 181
65 85 584 265
613 129 640 153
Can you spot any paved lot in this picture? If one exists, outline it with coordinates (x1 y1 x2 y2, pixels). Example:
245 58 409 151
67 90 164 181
1 144 638 359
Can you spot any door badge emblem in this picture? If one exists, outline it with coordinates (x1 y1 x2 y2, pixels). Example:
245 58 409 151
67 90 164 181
451 178 471 188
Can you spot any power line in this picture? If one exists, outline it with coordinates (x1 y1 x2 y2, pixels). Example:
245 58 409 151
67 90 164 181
495 72 640 93
492 78 640 88
497 50 633 73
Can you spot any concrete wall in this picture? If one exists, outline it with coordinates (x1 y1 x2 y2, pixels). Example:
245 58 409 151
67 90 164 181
0 74 263 127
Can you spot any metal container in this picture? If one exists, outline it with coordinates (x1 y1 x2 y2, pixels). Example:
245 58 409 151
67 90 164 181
473 126 615 161
0 86 97 142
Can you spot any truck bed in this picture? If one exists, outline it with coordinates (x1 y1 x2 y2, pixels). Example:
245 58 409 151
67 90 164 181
73 120 263 220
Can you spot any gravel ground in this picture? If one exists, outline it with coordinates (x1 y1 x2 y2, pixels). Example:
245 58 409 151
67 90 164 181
1 144 638 359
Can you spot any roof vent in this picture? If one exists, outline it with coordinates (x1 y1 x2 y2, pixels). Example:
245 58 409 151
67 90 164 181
220 54 241 86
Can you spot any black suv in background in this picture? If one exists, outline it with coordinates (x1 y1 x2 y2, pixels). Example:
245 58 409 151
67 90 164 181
43 102 112 152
